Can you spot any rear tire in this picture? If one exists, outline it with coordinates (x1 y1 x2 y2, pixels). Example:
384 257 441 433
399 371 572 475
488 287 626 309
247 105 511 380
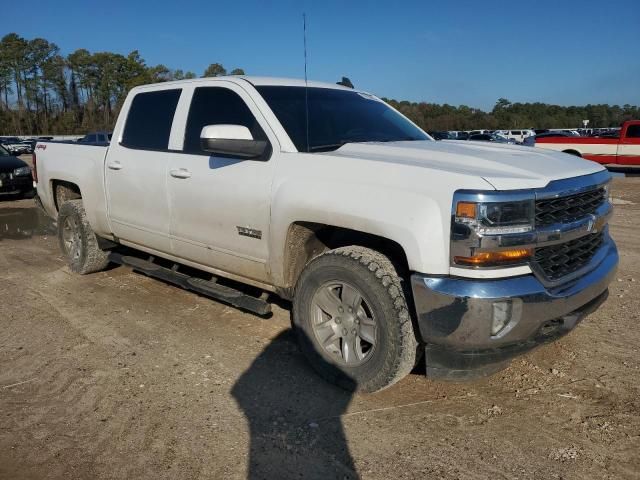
292 246 418 393
57 200 110 274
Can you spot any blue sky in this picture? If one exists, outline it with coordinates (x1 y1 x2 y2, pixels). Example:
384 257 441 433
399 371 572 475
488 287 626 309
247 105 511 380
2 0 639 110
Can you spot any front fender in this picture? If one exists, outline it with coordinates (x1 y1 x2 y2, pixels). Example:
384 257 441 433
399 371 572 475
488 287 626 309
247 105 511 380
268 178 448 287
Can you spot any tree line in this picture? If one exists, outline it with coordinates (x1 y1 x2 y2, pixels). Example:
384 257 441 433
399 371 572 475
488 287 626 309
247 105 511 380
385 97 640 132
0 33 245 135
0 32 637 136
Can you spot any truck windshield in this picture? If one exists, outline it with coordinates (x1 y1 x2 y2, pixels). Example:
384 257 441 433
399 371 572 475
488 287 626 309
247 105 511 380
255 86 429 152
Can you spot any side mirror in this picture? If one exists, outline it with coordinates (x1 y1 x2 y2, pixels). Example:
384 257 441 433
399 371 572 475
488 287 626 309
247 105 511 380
200 124 268 159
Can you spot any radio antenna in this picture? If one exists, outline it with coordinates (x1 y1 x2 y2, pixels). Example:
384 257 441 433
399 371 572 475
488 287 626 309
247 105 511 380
303 12 310 152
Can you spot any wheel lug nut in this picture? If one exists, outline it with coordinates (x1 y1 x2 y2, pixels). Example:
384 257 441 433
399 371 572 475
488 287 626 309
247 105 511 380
348 307 353 313
338 307 344 313
335 318 341 324
351 329 357 335
342 328 348 336
355 319 360 324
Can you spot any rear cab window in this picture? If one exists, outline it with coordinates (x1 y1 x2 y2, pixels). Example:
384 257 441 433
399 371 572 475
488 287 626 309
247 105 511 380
626 124 640 138
121 89 181 150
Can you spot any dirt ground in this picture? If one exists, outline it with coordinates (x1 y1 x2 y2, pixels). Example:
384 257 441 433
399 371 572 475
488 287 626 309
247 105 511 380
1 175 639 480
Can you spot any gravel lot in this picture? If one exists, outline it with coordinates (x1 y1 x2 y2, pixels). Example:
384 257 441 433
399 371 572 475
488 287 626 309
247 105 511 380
1 175 639 479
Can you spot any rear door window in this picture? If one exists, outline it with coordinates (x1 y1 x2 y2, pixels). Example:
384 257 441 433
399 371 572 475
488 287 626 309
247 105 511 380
122 89 181 150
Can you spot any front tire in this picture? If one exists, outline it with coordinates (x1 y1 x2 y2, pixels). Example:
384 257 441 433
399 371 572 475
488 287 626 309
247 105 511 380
293 246 418 393
57 200 110 274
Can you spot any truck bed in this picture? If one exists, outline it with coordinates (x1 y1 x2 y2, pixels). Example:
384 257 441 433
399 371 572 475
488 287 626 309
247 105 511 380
534 120 640 165
535 136 619 163
35 142 110 232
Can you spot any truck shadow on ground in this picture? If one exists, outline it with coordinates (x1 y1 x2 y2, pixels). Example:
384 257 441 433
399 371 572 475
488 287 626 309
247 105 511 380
232 329 360 479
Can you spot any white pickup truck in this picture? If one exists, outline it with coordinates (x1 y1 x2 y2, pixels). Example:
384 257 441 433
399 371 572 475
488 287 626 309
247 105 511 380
34 76 618 392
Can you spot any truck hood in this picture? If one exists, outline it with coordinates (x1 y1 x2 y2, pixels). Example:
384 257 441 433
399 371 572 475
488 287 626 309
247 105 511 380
0 155 28 172
326 140 604 190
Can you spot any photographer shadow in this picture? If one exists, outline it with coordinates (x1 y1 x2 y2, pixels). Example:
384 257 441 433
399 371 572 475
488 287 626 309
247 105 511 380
231 330 359 479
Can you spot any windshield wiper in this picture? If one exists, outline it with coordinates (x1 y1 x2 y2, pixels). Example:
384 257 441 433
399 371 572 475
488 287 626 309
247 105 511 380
307 142 350 152
308 137 422 152
374 137 420 143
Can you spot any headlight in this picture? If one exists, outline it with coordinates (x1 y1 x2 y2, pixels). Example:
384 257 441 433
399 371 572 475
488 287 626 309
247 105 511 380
452 197 534 267
14 166 31 176
455 199 534 235
603 183 611 202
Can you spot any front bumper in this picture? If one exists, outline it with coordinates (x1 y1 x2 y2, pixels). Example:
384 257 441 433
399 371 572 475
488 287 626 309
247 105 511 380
410 238 618 380
0 173 33 195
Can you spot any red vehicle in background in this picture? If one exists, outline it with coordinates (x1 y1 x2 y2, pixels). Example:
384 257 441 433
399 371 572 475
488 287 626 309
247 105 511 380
534 120 640 166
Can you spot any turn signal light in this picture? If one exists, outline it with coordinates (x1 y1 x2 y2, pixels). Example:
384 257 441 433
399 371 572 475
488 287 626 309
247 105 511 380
454 248 532 267
455 201 477 220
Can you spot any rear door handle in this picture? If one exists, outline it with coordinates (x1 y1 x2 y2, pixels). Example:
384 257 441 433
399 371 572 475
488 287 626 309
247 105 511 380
170 168 192 179
107 161 122 170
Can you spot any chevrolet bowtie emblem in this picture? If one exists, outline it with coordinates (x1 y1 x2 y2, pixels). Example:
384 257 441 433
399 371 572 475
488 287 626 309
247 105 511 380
588 215 606 233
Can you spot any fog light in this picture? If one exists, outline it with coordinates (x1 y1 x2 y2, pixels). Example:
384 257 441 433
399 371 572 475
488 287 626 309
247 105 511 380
492 301 512 335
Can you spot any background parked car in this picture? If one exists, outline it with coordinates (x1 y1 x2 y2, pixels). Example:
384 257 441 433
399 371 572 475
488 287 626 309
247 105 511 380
0 137 29 155
468 133 516 144
77 131 112 145
19 139 36 154
593 130 621 138
428 131 454 140
523 131 573 147
557 129 581 136
0 144 34 198
495 129 535 143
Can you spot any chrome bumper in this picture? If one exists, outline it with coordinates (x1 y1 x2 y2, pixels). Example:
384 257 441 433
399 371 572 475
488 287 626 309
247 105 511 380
410 237 618 379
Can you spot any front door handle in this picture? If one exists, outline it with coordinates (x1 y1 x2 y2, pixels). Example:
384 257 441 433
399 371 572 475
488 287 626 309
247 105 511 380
169 168 192 179
107 161 123 170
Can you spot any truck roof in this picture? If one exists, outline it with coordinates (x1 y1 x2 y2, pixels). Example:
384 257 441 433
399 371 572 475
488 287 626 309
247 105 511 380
130 76 355 92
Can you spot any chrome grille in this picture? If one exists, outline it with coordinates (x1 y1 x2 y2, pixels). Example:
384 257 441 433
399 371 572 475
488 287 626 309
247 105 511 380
534 232 604 281
535 187 606 226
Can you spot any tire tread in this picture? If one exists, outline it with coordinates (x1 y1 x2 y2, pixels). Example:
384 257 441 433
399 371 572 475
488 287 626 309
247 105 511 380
294 246 418 392
58 200 109 274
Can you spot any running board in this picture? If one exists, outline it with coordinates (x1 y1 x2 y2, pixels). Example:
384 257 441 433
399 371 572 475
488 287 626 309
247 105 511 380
109 252 272 316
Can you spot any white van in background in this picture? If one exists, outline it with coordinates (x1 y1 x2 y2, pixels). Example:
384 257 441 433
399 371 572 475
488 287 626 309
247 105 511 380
496 129 535 143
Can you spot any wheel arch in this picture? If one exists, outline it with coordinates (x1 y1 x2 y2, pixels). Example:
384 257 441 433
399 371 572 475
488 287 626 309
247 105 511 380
562 149 582 157
51 179 82 212
278 221 411 299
